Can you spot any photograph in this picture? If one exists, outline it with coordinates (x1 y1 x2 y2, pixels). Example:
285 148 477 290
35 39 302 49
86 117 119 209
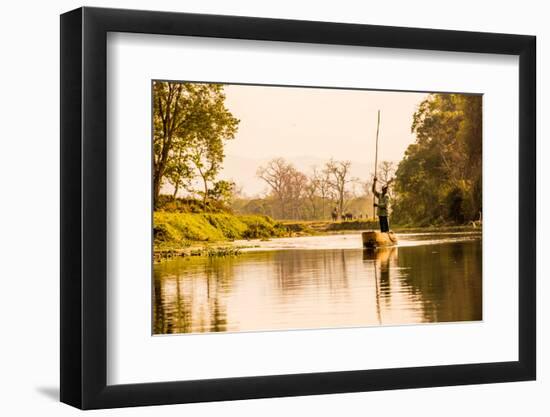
152 81 483 335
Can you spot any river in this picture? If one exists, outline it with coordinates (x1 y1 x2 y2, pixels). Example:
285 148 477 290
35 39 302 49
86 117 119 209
153 232 482 334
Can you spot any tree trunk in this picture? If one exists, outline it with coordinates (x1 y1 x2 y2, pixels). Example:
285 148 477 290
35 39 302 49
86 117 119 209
153 173 162 209
338 186 344 219
202 177 208 211
153 135 171 208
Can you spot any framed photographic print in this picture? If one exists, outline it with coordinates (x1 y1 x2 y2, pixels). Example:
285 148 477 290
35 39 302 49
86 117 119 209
60 6 536 409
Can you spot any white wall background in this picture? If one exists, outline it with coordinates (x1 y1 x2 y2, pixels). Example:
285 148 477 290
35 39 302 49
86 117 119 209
0 0 545 415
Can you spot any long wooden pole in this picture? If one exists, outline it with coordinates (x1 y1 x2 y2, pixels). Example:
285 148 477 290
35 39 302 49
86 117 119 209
372 110 380 219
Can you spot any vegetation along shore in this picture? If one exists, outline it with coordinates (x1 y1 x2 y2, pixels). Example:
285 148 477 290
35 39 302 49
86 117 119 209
153 209 480 262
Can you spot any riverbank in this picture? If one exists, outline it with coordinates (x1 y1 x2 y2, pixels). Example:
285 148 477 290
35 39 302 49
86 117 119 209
154 212 291 261
152 213 358 262
154 211 481 262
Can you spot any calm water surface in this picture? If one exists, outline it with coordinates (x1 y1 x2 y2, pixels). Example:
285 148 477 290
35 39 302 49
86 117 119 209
153 232 482 334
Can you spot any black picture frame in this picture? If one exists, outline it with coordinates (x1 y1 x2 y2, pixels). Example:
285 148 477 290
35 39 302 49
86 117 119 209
60 6 536 410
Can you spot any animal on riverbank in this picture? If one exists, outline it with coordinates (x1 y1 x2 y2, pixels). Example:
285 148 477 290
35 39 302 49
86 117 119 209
343 212 354 221
331 208 338 222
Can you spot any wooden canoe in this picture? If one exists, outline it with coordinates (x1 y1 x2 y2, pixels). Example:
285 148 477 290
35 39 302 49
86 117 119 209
361 231 398 248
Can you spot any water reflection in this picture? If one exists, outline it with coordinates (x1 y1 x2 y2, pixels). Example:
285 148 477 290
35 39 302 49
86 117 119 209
362 247 397 324
153 234 482 334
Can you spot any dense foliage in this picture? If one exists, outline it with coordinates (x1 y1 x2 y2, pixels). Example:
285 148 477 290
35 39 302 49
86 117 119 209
153 81 239 208
392 94 482 226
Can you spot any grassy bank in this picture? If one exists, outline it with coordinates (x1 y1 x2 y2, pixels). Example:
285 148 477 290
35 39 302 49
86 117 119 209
155 212 480 247
154 212 290 249
154 212 480 262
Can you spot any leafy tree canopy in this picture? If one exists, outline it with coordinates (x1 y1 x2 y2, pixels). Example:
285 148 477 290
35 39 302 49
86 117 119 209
392 93 482 226
153 81 239 208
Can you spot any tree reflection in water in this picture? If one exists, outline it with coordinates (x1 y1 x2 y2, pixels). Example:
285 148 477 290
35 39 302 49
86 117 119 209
153 237 482 334
363 247 398 324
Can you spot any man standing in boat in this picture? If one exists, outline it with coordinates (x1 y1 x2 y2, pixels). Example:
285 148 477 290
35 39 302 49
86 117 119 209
372 177 391 233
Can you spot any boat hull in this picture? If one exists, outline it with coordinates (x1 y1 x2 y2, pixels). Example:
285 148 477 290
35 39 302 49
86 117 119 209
361 231 397 248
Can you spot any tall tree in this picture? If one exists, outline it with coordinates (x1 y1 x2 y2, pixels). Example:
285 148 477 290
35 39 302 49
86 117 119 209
153 82 186 204
287 169 308 219
257 158 294 218
256 158 309 219
324 159 355 219
392 93 482 226
152 81 239 208
304 170 321 219
312 167 333 219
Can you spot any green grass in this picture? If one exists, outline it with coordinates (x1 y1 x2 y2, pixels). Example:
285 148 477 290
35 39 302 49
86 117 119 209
154 212 481 252
154 212 289 248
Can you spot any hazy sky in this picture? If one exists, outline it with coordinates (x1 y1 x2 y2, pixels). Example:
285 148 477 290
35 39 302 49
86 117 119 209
224 84 427 161
219 84 428 196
